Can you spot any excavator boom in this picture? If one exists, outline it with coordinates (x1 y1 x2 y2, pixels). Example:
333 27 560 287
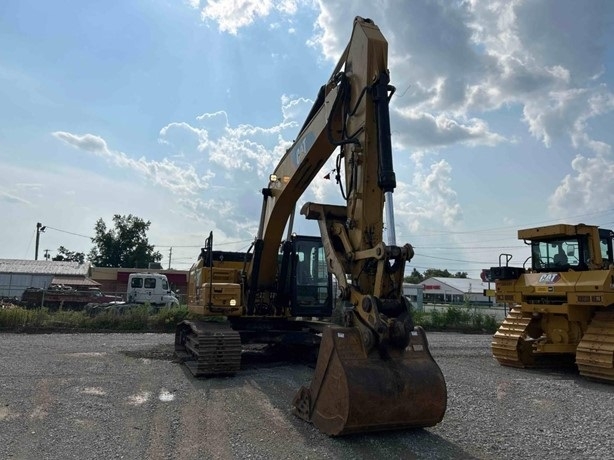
288 17 447 435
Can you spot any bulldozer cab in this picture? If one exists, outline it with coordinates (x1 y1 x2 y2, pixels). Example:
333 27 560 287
531 239 580 271
529 228 614 272
278 235 333 318
598 228 614 267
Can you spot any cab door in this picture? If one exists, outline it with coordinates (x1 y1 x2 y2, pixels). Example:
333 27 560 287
289 236 333 317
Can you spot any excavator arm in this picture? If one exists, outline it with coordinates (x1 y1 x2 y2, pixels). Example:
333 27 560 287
250 18 414 316
245 16 447 436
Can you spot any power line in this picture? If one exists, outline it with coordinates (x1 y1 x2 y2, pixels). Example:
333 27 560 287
414 253 498 265
402 208 614 237
414 245 524 250
44 226 92 239
24 227 36 258
152 239 253 248
33 208 614 267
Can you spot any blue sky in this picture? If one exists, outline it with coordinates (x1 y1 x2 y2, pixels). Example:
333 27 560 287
1 0 614 277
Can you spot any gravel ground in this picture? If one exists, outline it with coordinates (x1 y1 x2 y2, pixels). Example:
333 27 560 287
0 331 612 460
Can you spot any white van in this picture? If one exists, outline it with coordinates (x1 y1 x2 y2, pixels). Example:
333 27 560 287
127 273 180 307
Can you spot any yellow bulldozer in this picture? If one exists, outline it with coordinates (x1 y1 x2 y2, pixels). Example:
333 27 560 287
491 223 614 381
173 17 447 436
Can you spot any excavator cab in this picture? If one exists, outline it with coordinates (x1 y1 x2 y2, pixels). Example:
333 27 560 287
278 235 333 318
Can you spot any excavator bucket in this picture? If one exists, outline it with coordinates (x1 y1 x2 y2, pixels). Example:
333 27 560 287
293 325 447 436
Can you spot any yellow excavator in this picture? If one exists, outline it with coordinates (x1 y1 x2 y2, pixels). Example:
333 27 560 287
491 223 614 381
174 17 447 436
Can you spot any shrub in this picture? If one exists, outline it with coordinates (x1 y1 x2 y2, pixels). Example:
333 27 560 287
151 305 190 331
411 305 500 333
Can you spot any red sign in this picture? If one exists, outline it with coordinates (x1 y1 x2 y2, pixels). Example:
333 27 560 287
423 285 441 290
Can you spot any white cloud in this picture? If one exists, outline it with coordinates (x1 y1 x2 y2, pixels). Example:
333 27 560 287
392 109 505 149
50 0 612 244
52 131 214 195
280 94 312 123
0 190 31 206
194 0 311 36
189 0 614 232
549 152 614 216
306 0 614 228
400 158 461 230
51 94 333 242
309 1 614 150
199 0 275 35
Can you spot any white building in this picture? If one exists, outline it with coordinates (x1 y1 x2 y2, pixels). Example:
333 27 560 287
419 277 492 304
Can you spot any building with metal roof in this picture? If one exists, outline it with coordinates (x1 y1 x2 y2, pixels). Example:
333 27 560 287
0 259 95 299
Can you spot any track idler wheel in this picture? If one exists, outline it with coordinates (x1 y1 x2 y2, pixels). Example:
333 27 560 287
292 325 447 436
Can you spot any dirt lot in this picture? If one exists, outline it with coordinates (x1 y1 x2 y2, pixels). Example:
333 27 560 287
0 331 612 460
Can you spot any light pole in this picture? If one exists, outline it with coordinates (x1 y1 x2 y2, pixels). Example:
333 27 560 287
35 222 46 260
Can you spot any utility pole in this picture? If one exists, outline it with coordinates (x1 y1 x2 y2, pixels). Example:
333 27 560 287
168 247 172 269
35 222 46 260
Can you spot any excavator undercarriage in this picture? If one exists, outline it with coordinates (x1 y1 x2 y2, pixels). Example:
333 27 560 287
175 321 242 377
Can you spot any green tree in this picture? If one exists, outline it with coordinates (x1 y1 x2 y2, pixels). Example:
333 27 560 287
423 268 453 279
88 214 162 268
52 246 86 264
404 268 424 284
420 269 469 279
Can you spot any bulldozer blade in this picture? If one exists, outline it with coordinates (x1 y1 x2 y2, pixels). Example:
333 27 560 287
293 326 447 436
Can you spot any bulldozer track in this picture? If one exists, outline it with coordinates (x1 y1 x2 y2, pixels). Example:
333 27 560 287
576 311 614 382
491 308 534 367
175 320 241 377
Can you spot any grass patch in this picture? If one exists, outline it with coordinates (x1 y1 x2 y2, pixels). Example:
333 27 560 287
0 305 190 333
0 302 499 334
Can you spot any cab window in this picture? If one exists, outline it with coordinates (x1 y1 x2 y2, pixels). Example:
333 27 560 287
131 277 143 288
144 278 156 289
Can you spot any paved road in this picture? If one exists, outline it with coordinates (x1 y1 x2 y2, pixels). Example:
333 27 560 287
0 331 612 459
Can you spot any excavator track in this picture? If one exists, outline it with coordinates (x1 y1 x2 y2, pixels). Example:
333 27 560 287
492 308 535 367
175 320 241 376
576 311 614 382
